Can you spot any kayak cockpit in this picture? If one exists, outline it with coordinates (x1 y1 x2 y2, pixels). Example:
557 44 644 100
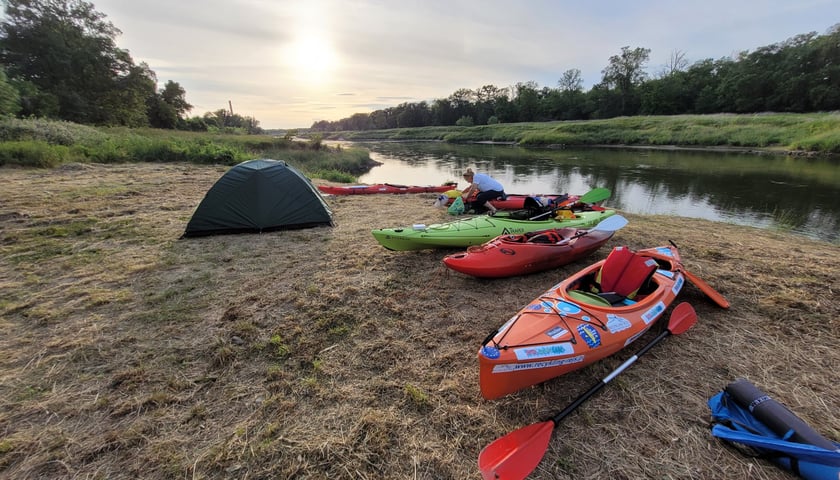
563 246 679 307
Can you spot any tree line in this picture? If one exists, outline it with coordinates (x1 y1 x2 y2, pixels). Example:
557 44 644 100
311 26 840 132
0 0 262 133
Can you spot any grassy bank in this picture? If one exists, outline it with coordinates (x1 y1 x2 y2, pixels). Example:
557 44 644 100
0 162 837 479
323 112 840 154
0 118 374 181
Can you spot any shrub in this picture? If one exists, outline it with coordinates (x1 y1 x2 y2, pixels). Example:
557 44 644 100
455 116 475 127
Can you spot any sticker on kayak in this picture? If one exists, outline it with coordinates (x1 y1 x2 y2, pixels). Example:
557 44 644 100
672 274 684 295
545 326 569 339
577 324 601 348
501 227 527 235
641 301 666 324
657 269 675 278
514 342 575 360
655 247 674 257
528 300 583 315
492 355 585 374
606 314 632 333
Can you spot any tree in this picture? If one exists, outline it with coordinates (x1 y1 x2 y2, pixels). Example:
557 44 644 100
548 69 587 120
601 46 651 116
0 64 20 115
448 88 476 125
513 81 541 122
148 79 191 129
658 49 689 77
0 0 156 125
159 80 191 118
557 69 583 92
474 84 507 125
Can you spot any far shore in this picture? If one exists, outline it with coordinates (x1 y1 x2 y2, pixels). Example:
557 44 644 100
317 112 840 155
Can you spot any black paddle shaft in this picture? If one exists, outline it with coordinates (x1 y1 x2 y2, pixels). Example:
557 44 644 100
550 329 671 425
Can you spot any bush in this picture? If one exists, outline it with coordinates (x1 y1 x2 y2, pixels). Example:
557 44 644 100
0 140 72 167
455 116 475 127
0 117 106 145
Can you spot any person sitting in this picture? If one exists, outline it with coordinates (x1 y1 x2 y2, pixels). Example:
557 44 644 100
461 168 505 215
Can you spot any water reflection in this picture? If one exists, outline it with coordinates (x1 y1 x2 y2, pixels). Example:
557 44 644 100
352 142 840 243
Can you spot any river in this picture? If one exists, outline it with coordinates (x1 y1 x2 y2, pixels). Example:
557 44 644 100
349 142 840 244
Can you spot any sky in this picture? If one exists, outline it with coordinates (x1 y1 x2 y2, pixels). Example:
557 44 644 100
89 0 840 130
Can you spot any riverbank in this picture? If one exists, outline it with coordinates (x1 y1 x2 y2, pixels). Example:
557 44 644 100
1 162 837 479
321 112 840 155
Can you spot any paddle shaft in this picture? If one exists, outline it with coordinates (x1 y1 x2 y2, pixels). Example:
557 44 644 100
555 215 628 245
529 188 611 220
550 329 671 425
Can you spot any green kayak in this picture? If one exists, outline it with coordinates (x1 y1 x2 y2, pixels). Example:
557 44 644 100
371 209 617 251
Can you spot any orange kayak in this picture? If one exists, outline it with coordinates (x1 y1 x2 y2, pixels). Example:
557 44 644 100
478 245 686 400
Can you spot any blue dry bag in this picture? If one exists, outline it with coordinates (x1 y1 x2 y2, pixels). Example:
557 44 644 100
708 378 840 480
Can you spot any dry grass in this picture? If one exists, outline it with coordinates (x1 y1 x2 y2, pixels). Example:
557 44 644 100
0 162 837 480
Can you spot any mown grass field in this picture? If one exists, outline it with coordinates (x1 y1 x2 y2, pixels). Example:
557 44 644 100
1 162 837 479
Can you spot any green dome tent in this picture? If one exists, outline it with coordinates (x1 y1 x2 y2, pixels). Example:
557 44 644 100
183 159 334 237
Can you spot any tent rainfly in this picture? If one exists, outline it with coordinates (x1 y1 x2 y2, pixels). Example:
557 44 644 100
183 159 333 237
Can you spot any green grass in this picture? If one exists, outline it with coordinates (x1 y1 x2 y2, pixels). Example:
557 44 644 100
323 112 840 153
0 118 377 177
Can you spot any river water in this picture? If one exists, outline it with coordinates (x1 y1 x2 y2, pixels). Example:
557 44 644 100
350 142 840 244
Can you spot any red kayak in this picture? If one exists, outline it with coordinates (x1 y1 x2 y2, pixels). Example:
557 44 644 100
440 193 575 210
319 182 456 195
492 194 575 210
441 187 612 211
442 215 626 278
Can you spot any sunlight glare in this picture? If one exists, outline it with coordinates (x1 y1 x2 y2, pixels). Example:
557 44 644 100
287 33 338 84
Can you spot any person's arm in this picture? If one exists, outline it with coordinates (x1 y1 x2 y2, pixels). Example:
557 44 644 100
461 183 475 199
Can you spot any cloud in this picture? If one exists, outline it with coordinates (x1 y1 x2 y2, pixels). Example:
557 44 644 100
91 0 840 128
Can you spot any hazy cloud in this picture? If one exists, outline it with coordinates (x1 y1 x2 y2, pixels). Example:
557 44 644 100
93 0 840 128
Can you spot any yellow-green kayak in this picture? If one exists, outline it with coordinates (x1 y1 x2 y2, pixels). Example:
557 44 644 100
372 209 617 251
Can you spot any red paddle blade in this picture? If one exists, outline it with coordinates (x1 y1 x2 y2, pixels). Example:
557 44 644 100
667 302 697 335
478 421 554 480
682 269 730 309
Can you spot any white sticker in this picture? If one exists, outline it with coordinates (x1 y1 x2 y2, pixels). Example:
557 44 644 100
513 342 575 360
492 355 586 373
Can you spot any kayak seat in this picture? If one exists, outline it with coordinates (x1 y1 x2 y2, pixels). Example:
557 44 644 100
567 289 611 307
529 231 562 244
590 246 658 303
501 234 527 243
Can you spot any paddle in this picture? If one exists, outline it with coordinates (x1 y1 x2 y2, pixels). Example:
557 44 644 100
529 188 612 220
554 215 627 245
682 269 730 309
576 187 611 205
668 241 730 309
478 302 698 480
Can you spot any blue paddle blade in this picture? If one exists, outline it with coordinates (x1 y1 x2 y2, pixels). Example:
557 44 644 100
592 214 627 232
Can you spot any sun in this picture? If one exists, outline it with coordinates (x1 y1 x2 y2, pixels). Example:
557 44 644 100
287 34 338 84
